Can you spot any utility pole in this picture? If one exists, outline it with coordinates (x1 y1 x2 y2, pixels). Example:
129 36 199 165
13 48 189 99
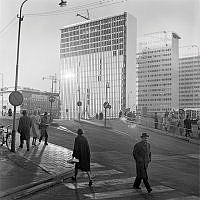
43 74 58 122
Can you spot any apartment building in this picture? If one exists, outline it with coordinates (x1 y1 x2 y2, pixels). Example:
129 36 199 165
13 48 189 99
60 12 137 119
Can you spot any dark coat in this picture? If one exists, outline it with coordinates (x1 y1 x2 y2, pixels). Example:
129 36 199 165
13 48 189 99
72 135 91 171
17 115 32 140
184 118 192 129
133 141 151 179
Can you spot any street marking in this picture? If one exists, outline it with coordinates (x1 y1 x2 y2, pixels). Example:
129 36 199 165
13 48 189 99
64 177 135 189
57 126 76 135
90 163 104 168
186 154 200 160
167 196 200 200
81 169 123 178
84 185 175 199
113 129 130 137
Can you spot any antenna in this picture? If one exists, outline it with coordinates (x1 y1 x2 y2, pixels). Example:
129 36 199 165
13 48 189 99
76 9 90 20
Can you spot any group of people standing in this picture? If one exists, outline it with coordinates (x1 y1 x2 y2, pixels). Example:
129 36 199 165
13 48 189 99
17 110 49 151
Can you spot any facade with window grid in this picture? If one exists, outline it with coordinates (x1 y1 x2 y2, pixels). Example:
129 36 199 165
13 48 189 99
60 12 136 119
136 31 180 114
179 46 200 109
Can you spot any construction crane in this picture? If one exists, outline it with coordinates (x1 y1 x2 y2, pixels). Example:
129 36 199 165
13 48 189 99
42 74 58 122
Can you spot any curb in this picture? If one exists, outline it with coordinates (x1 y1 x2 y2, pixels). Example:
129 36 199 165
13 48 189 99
75 119 112 129
1 169 74 200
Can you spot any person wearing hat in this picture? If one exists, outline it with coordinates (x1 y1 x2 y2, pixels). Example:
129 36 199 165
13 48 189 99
71 128 93 186
39 112 49 145
17 110 32 151
132 132 152 193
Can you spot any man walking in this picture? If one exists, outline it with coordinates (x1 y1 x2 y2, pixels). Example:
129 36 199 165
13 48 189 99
184 115 192 138
17 110 32 151
133 132 152 193
71 128 93 186
39 112 49 145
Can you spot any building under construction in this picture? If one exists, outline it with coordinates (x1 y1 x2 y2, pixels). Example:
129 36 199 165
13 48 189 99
136 31 181 114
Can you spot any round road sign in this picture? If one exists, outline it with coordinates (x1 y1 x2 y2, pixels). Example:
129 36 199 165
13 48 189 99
103 102 109 108
9 91 23 106
49 95 56 103
77 101 82 106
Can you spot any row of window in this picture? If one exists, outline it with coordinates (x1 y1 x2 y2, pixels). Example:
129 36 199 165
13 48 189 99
60 43 124 54
137 48 172 55
61 38 124 49
61 26 125 39
138 73 171 78
61 49 123 58
138 98 172 101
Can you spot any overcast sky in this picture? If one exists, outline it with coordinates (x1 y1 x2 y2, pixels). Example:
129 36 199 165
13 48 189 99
0 0 199 92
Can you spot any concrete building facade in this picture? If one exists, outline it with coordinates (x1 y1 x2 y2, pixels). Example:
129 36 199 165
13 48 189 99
0 87 60 118
60 12 137 119
179 45 200 109
136 31 181 114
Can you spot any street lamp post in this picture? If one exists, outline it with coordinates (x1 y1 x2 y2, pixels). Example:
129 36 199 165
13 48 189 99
11 0 66 152
104 82 110 128
11 0 29 152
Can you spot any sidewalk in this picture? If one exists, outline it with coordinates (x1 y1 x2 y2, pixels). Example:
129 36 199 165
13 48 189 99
78 118 200 145
0 132 74 200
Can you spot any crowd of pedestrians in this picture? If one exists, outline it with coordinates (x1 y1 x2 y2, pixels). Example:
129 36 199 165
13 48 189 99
17 110 49 151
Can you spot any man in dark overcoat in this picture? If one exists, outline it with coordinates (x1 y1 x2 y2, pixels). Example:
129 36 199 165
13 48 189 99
184 115 192 138
17 110 32 151
133 132 152 193
71 128 92 186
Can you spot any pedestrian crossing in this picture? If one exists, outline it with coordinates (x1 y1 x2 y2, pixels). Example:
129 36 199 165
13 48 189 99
63 162 199 200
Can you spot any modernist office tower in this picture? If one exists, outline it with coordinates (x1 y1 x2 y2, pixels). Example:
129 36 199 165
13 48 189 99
179 45 200 109
136 31 180 114
60 12 137 119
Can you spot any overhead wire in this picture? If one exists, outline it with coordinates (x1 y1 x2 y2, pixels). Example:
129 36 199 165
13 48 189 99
0 16 17 36
24 0 126 17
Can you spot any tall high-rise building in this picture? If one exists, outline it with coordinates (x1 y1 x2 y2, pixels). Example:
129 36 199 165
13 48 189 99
136 31 181 114
179 45 200 109
60 12 137 119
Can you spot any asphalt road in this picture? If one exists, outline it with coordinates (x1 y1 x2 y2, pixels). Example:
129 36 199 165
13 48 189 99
9 119 200 199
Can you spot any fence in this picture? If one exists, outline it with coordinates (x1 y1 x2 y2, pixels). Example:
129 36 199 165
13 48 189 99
128 115 200 139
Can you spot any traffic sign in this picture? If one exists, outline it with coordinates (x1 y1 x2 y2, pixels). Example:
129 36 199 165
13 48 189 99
77 101 82 106
9 91 23 106
49 95 56 103
103 101 109 109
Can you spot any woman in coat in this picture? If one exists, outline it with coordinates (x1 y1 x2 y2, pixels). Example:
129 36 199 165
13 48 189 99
71 128 92 186
30 110 41 146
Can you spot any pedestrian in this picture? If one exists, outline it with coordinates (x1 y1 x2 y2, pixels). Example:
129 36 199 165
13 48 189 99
71 128 93 186
133 132 152 193
177 116 184 136
17 110 32 151
30 110 41 146
197 116 200 139
154 112 158 129
39 112 49 145
184 115 192 138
